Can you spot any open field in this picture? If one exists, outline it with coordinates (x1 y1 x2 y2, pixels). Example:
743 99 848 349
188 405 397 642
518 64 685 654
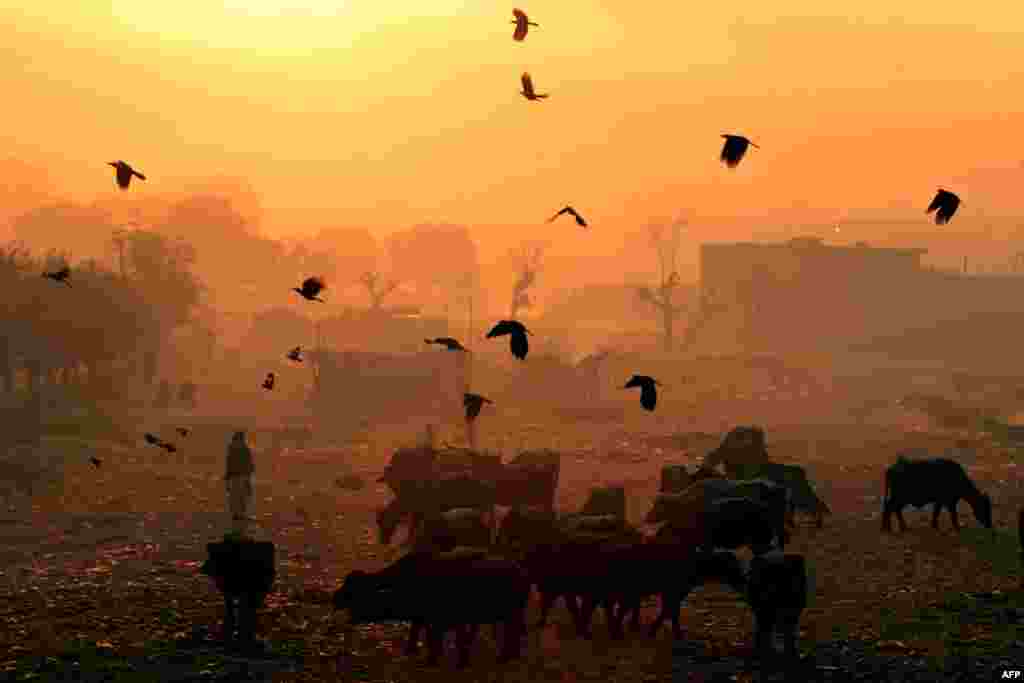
2 413 1024 682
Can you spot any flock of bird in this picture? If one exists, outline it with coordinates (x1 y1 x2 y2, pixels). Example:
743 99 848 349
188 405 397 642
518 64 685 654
47 8 968 464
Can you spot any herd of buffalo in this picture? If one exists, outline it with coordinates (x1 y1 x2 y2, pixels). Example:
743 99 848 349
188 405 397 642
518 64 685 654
327 425 998 669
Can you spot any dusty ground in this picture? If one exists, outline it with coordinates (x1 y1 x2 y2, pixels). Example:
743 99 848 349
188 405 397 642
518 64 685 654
2 411 1023 682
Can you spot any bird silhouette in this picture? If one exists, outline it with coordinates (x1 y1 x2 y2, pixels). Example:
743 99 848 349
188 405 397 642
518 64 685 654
108 161 145 190
42 266 71 286
464 393 493 421
511 8 538 41
263 372 275 390
719 135 758 168
175 427 190 438
623 374 662 411
520 72 548 101
143 433 162 446
425 337 468 352
293 276 326 302
89 457 102 468
160 442 177 454
486 320 531 360
287 346 303 362
548 206 588 228
926 189 961 225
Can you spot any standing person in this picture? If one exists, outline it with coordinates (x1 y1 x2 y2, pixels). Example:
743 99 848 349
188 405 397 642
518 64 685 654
225 431 254 536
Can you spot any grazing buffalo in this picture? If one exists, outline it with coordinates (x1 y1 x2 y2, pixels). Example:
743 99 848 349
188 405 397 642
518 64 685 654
731 461 830 528
332 551 529 668
881 456 993 533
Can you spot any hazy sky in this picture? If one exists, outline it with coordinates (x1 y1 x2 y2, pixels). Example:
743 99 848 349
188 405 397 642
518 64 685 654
4 2 1024 246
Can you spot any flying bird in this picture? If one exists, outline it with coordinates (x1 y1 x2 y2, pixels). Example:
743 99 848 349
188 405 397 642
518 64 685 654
719 135 758 168
623 374 662 411
425 337 468 352
143 433 162 446
89 457 102 468
520 72 548 101
548 206 587 228
486 320 531 360
926 189 961 225
263 372 275 390
108 160 145 190
42 266 71 286
464 393 493 421
160 442 177 454
511 8 538 41
175 427 190 438
293 276 326 302
286 346 303 362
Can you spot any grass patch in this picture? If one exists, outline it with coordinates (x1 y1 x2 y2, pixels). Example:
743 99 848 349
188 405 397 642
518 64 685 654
959 527 1023 580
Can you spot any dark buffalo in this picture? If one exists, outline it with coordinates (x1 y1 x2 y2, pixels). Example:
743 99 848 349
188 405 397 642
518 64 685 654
646 478 790 550
332 551 529 668
881 456 993 532
745 552 809 660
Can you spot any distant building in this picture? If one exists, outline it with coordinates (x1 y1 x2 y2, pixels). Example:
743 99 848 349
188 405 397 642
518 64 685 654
699 237 1024 363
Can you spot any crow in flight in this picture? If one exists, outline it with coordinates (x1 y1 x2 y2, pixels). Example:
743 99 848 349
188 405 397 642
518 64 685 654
624 374 662 411
89 457 102 468
464 393 493 421
926 189 961 225
175 427 190 438
263 373 275 390
287 346 303 362
548 206 587 228
42 266 71 286
520 72 548 101
511 8 538 41
160 442 177 454
425 337 468 352
486 320 532 360
293 277 326 302
144 433 162 446
719 135 758 168
108 160 146 190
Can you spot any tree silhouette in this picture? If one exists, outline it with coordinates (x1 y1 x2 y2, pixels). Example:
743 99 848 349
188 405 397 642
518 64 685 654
635 216 688 351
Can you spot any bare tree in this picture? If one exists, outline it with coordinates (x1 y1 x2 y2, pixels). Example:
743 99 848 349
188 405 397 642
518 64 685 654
636 216 688 351
509 241 546 319
359 271 399 312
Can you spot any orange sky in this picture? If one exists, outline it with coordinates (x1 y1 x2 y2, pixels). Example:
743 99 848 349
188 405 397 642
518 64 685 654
4 2 1024 252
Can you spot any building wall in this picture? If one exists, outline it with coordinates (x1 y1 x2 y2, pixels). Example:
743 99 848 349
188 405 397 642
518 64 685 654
699 239 1024 355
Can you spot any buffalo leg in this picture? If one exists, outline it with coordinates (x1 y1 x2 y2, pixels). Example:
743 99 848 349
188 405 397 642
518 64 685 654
222 595 237 642
896 507 908 532
576 595 597 639
498 615 523 662
931 503 943 530
781 611 800 660
405 622 423 655
536 590 556 628
949 503 961 531
425 625 445 666
454 625 474 669
753 610 777 660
